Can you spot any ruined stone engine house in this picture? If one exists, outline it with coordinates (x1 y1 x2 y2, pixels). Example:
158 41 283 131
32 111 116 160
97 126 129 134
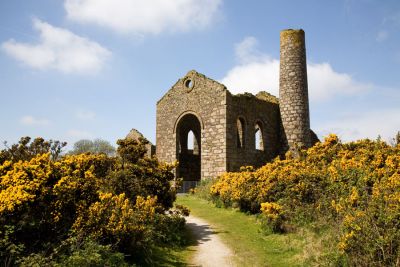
156 29 318 188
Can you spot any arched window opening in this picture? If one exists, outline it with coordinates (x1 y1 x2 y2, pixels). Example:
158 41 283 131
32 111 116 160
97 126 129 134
187 130 194 150
255 123 264 151
186 130 199 155
237 117 245 148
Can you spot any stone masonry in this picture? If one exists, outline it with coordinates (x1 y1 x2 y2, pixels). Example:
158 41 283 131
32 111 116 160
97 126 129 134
126 128 156 158
279 29 311 150
156 29 317 186
156 71 227 181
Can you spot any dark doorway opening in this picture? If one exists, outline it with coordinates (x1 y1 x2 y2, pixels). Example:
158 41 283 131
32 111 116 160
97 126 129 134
176 113 201 192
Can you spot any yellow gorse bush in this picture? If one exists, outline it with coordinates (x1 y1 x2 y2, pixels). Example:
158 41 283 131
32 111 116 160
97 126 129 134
209 134 400 265
0 137 180 264
260 202 283 220
0 153 54 213
72 192 159 244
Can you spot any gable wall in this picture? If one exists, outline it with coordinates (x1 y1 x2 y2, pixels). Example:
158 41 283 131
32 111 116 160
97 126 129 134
156 71 228 180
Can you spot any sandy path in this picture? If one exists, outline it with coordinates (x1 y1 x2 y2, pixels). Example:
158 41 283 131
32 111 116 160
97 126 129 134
185 215 235 267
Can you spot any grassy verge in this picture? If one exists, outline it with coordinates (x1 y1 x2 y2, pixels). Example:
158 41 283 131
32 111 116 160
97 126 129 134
147 225 197 266
176 194 309 267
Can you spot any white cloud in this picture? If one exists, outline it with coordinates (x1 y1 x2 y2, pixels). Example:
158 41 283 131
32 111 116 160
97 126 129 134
307 63 372 101
221 59 280 95
316 109 400 143
221 37 399 143
20 115 50 126
66 129 93 139
220 36 372 101
376 30 389 42
1 18 111 74
235 36 269 64
75 109 96 120
64 0 222 35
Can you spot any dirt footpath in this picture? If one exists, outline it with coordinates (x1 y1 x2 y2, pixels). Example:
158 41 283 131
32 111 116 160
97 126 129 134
185 215 235 267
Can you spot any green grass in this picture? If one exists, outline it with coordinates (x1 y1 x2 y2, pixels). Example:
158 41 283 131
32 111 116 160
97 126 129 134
146 224 198 266
176 194 309 267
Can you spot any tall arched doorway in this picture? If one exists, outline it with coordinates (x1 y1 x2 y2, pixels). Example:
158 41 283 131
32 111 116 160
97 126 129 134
176 113 201 192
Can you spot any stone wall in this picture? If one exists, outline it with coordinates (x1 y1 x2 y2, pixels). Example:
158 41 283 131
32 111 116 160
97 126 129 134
156 70 228 180
126 128 156 158
279 29 311 151
226 91 281 171
156 70 284 181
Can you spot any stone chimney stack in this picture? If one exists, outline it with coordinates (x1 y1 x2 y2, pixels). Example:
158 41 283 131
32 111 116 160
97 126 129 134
279 29 311 151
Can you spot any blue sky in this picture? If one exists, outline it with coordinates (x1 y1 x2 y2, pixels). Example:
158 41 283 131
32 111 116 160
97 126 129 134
1 0 399 150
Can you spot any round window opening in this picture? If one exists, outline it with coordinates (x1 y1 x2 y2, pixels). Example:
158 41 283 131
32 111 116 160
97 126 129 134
185 79 194 89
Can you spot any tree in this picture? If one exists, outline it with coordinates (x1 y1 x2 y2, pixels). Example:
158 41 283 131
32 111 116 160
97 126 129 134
389 131 400 146
69 139 116 156
0 136 66 164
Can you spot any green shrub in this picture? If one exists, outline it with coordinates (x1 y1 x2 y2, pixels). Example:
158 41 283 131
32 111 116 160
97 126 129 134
192 178 215 201
57 239 129 267
0 136 182 265
207 134 400 266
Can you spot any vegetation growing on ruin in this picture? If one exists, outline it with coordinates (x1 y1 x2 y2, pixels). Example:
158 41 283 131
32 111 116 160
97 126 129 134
280 29 305 48
197 134 400 266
